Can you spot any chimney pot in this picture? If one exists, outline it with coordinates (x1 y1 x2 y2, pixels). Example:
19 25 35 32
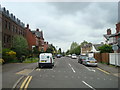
107 29 111 35
27 24 29 29
36 28 39 31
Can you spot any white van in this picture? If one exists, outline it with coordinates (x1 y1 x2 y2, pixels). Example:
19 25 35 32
38 53 54 68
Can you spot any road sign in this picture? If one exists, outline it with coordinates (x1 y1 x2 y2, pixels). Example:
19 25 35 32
112 44 118 51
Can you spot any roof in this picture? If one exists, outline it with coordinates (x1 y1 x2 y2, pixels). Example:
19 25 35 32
32 31 42 38
93 44 103 51
81 43 92 48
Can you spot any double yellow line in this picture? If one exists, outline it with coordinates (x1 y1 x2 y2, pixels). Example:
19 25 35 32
96 68 110 75
20 76 32 90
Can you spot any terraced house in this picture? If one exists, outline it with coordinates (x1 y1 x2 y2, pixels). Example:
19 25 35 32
0 5 25 48
0 5 49 52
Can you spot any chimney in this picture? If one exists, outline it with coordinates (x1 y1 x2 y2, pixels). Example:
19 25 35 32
26 24 29 29
107 29 111 35
116 23 120 33
36 28 39 31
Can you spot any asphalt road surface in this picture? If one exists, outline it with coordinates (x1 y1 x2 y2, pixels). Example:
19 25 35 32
29 57 118 89
2 57 119 89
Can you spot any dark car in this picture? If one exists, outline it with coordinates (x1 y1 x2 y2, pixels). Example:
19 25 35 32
78 55 87 64
56 54 61 58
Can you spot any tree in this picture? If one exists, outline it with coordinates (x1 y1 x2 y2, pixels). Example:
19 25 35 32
66 50 70 55
70 42 78 50
58 48 62 54
12 35 29 60
98 44 113 53
46 44 56 54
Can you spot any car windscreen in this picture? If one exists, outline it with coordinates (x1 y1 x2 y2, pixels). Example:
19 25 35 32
81 56 87 59
87 57 95 60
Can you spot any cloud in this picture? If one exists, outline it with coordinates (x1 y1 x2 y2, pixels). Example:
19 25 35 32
1 2 118 52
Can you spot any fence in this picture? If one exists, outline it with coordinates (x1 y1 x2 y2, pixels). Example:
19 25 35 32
109 53 120 66
94 53 120 66
94 53 109 64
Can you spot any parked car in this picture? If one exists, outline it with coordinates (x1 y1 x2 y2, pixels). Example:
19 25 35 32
67 54 71 58
71 54 77 59
82 57 97 67
78 55 87 64
38 53 54 68
56 54 61 58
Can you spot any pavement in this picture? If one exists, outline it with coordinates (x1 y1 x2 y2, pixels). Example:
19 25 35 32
97 63 120 77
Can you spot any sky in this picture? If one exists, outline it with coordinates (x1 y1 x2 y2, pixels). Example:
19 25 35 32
1 1 118 52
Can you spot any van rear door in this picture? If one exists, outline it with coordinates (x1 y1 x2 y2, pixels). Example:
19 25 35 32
40 54 51 63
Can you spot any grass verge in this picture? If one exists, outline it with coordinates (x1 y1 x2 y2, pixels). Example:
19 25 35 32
23 57 38 63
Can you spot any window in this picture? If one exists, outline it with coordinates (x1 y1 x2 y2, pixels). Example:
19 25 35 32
8 22 11 30
5 20 7 29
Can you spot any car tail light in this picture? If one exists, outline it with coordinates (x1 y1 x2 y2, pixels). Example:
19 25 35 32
50 58 52 63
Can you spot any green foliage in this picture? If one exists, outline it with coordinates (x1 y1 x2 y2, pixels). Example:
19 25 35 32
69 42 80 55
23 57 38 63
12 35 29 60
45 44 56 54
80 40 92 47
66 50 70 55
98 44 113 53
32 47 40 57
2 48 17 63
70 45 80 55
58 48 62 54
70 42 79 50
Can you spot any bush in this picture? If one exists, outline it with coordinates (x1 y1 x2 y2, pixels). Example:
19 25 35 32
2 48 17 63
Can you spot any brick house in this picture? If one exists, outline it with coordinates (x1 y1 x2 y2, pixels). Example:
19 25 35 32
31 29 45 52
81 43 92 55
0 6 25 48
25 24 36 50
44 42 49 52
103 23 120 53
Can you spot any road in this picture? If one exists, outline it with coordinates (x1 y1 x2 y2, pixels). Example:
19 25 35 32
2 57 119 89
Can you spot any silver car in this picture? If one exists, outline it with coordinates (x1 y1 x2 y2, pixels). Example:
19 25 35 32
82 57 97 66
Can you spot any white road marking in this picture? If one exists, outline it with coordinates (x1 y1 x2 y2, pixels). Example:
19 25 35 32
82 81 96 90
68 63 76 73
85 67 96 72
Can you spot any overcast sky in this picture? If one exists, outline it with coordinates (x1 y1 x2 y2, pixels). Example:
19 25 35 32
1 2 118 52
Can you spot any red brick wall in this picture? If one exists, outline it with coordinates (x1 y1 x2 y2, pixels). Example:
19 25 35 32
116 23 120 33
44 42 48 52
25 25 36 50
